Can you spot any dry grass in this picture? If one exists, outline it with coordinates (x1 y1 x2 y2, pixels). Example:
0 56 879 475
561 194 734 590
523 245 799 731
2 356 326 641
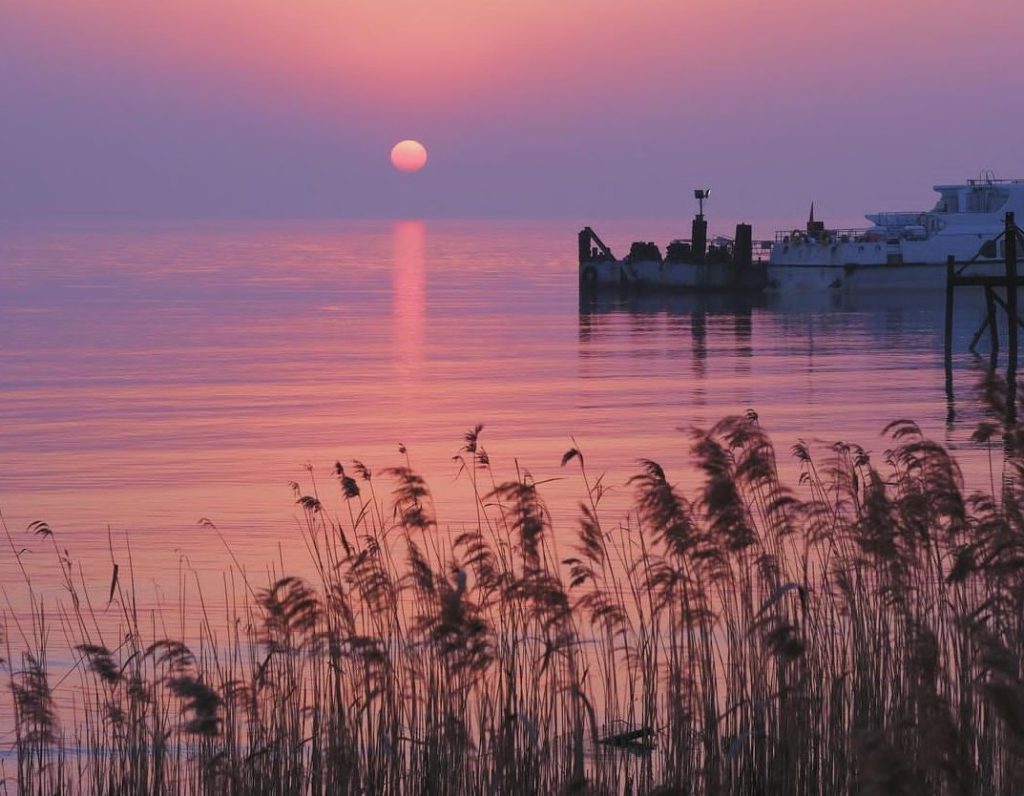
5 383 1024 794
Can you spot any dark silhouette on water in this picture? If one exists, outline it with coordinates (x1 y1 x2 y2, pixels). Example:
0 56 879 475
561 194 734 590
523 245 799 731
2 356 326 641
944 212 1024 426
578 191 768 291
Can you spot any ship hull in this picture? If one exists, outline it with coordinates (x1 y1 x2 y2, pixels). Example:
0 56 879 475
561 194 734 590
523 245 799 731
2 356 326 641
766 260 1007 291
580 259 767 292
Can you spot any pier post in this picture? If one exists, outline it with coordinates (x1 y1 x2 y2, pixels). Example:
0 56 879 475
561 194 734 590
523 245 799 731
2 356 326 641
986 287 999 369
1007 213 1018 362
1007 212 1019 424
944 255 955 359
944 255 956 426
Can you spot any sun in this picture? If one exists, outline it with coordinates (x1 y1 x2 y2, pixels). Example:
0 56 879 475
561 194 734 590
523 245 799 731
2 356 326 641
390 140 428 173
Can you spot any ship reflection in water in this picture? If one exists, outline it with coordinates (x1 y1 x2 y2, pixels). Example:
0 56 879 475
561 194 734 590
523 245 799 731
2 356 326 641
578 286 993 433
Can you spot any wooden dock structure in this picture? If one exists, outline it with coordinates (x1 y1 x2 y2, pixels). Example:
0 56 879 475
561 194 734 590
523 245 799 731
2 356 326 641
945 212 1024 424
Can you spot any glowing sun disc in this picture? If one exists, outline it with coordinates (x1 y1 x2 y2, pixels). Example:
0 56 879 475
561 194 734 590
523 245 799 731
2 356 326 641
390 139 428 173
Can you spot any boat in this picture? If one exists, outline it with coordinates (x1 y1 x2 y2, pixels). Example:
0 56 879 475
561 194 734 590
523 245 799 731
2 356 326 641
578 190 769 292
768 172 1023 290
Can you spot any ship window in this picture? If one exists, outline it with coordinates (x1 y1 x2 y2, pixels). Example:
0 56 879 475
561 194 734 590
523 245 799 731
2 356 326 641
964 188 1010 213
932 190 959 213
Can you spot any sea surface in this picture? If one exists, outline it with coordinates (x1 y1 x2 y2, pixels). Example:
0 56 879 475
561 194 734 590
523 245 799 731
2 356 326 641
0 219 1006 622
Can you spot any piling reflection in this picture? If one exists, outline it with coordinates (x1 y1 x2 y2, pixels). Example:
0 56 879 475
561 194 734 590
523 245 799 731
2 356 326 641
578 286 994 434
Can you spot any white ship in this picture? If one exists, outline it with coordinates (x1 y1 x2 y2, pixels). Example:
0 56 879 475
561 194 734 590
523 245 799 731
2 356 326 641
768 173 1022 290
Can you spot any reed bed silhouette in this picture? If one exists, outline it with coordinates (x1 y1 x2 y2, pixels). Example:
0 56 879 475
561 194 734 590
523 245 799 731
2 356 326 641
5 380 1024 794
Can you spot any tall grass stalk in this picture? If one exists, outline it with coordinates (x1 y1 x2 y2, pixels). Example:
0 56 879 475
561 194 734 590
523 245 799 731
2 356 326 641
5 391 1024 794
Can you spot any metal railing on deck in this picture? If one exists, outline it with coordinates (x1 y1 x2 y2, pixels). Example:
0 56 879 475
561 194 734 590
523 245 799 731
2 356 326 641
774 228 874 244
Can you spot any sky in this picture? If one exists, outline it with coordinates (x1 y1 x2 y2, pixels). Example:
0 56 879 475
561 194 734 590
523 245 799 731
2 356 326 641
1 0 1021 222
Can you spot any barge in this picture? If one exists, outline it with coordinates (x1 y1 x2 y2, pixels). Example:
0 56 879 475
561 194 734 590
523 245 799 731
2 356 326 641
578 190 769 292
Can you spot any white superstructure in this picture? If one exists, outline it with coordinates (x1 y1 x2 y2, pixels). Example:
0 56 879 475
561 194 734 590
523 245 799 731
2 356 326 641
768 174 1023 290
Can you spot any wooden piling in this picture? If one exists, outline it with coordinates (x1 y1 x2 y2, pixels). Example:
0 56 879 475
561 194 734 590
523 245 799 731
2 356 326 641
1008 213 1019 361
944 255 955 360
1008 212 1019 424
944 255 956 426
986 286 999 367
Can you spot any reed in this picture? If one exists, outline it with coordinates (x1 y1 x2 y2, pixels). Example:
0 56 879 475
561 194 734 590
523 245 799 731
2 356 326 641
5 386 1024 794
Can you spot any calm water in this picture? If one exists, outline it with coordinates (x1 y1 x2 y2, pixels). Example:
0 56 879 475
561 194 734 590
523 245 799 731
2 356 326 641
0 219 1002 609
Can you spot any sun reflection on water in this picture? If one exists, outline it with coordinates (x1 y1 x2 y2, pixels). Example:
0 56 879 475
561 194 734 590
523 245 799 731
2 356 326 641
391 220 426 377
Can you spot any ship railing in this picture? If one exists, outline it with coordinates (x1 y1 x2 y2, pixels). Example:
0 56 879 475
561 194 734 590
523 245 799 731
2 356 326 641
870 212 929 227
966 177 1024 186
753 241 773 262
774 228 874 244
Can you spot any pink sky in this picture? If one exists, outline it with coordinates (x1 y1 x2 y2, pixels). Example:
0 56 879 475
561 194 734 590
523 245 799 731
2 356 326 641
1 0 1020 222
